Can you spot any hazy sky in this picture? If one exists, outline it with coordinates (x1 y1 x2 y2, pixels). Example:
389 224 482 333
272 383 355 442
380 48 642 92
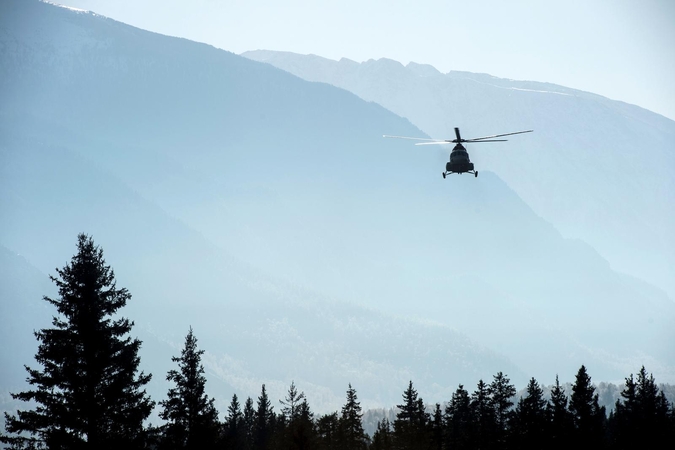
58 0 675 120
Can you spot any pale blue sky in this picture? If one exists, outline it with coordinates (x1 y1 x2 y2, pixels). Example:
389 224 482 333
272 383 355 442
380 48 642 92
59 0 675 120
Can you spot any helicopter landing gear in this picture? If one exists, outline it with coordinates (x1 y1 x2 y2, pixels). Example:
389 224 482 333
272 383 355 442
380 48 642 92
442 172 446 179
475 171 478 178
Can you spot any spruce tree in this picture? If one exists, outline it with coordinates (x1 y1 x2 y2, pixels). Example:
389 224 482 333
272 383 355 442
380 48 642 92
471 379 496 449
569 365 605 447
430 403 443 450
254 384 275 450
443 384 472 450
242 397 256 450
371 418 393 450
159 327 220 450
293 399 316 450
488 371 516 440
512 377 549 450
279 381 315 450
224 394 245 450
316 412 340 450
393 381 429 450
338 384 368 450
280 381 306 423
547 375 572 450
1 234 153 449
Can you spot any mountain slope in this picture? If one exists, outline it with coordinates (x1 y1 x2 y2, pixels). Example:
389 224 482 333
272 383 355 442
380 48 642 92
0 135 522 414
242 50 675 299
1 0 673 408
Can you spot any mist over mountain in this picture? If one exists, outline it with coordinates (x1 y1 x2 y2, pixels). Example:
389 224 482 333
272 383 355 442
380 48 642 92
1 0 674 418
242 50 675 301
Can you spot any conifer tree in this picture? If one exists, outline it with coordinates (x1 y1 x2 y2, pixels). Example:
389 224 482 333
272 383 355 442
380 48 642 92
511 377 549 450
224 394 245 450
371 418 393 450
569 365 605 447
488 371 516 439
471 379 496 449
547 375 572 450
338 384 368 450
254 384 275 450
1 234 154 449
443 384 472 450
316 412 340 450
393 381 429 450
280 381 306 423
242 396 256 450
430 403 443 450
159 327 220 450
294 399 316 450
611 366 673 449
278 382 315 450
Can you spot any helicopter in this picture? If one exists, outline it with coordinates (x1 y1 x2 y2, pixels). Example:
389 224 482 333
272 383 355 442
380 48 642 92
384 127 533 178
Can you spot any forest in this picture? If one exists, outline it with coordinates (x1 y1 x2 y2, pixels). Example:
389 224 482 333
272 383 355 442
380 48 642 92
2 234 674 450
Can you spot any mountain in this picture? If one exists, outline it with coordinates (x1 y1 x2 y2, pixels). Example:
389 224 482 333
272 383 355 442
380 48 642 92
242 50 675 300
1 0 674 418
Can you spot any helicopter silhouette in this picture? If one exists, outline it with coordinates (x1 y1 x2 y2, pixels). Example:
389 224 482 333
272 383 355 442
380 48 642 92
384 127 532 178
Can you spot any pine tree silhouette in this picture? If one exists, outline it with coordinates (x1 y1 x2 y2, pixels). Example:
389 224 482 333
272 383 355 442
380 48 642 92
569 365 606 447
159 326 220 450
471 379 496 449
338 384 368 450
548 375 573 450
1 234 154 449
254 384 275 450
243 396 256 450
224 394 245 450
393 381 429 450
512 377 549 450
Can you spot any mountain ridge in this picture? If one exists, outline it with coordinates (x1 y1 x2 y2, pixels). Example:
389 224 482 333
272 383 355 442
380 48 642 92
241 49 675 300
1 0 674 417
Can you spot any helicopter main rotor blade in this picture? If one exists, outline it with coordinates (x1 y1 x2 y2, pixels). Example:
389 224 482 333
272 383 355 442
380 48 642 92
383 135 446 142
415 141 454 146
466 130 533 141
462 139 508 143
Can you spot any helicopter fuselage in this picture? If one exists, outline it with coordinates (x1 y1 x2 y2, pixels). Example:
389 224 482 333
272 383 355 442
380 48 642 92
444 144 476 177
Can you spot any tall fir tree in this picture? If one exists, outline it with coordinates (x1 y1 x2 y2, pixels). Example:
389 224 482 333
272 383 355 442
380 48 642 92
430 403 443 450
393 381 429 450
224 393 245 450
280 381 306 423
338 384 368 450
254 384 275 450
444 384 472 450
159 327 220 450
1 234 153 449
547 375 573 450
279 382 315 450
488 371 516 444
511 377 549 450
569 365 606 447
242 396 256 450
471 379 496 449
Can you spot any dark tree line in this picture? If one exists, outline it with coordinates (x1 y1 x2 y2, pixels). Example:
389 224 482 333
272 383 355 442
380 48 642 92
2 235 675 449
